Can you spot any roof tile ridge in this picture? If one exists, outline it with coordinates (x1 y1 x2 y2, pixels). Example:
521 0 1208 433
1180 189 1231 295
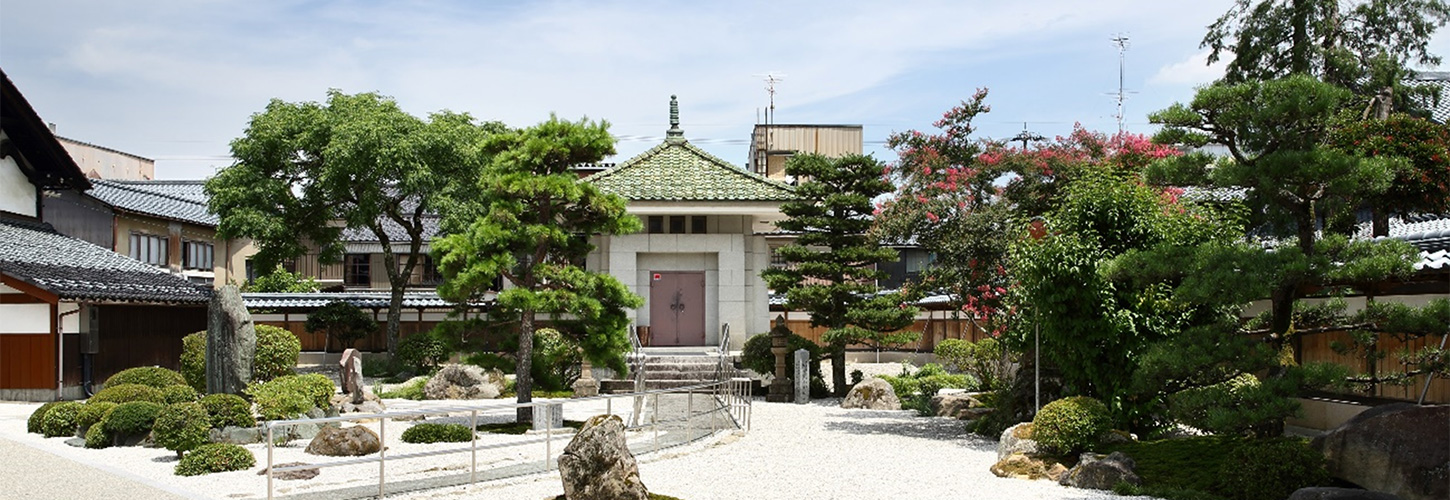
584 142 671 182
94 179 212 207
677 141 795 193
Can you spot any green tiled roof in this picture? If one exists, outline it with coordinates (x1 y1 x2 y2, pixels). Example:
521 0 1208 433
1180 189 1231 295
586 140 797 201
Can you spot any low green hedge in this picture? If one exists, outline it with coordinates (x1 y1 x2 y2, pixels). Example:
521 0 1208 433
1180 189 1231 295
90 383 166 405
27 401 62 434
199 393 254 428
244 373 335 420
154 402 212 457
40 401 82 438
84 423 111 449
401 423 474 444
1218 439 1329 500
162 385 199 404
104 401 165 436
1032 396 1111 455
175 443 255 476
76 402 117 434
104 366 186 389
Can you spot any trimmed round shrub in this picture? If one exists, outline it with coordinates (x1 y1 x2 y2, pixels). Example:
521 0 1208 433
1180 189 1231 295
104 366 186 389
1032 396 1112 455
153 402 211 457
84 422 111 449
401 423 474 444
1217 439 1330 500
76 402 118 434
180 331 206 392
174 443 255 476
104 401 165 436
199 393 254 428
740 332 820 376
27 401 62 434
244 373 335 421
40 401 82 438
162 384 199 404
253 324 301 382
180 325 301 391
397 331 449 374
89 383 166 405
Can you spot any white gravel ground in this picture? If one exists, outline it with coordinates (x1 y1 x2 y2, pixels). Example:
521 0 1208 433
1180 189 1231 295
0 363 1152 500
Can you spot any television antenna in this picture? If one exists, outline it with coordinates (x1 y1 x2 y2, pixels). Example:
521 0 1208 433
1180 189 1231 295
1107 34 1137 134
752 72 786 175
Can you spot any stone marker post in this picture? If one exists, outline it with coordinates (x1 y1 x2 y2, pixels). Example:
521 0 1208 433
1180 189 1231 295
340 348 364 404
207 284 255 395
793 348 809 404
766 315 792 402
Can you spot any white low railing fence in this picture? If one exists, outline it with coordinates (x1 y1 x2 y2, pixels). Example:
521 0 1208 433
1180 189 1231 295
262 378 753 500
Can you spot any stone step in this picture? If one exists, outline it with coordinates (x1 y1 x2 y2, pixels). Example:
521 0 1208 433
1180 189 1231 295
599 379 717 394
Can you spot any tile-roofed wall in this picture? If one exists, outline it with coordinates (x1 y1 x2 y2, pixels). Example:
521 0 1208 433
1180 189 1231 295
87 179 219 226
0 217 210 303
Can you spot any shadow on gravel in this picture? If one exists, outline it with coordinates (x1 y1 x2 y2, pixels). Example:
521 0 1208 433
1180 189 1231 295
821 418 997 453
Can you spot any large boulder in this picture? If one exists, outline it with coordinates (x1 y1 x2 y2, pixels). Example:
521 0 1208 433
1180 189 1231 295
931 392 985 419
1288 487 1404 500
1312 404 1448 500
424 365 505 400
997 423 1040 460
841 378 901 410
557 414 649 500
990 452 1069 481
305 425 381 457
1059 451 1141 490
206 284 255 395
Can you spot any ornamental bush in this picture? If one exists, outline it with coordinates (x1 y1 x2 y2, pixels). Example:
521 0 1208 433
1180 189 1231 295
89 383 166 405
27 401 62 434
104 366 186 389
104 401 165 437
174 443 256 476
84 422 111 449
397 332 449 375
180 325 301 392
401 423 474 444
740 332 820 376
162 384 199 404
1217 439 1330 500
76 402 117 434
1032 396 1112 455
244 373 335 421
40 401 82 438
199 393 254 428
153 402 212 458
180 331 207 392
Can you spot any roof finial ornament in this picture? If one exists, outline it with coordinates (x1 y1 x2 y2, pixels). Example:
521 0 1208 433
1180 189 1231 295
666 94 685 143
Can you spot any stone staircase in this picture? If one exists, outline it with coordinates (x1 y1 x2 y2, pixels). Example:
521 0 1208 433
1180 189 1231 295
600 347 730 393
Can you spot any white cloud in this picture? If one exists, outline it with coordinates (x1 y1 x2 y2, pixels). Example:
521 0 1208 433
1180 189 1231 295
1149 50 1226 86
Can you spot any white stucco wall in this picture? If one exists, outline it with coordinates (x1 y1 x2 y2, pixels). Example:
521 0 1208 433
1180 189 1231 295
0 131 38 217
0 304 50 334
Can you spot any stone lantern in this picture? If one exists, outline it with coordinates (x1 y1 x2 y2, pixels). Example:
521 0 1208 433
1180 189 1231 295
766 315 793 402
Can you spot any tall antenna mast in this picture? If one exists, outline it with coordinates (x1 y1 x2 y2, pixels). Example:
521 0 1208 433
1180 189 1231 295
1109 34 1132 134
753 72 786 175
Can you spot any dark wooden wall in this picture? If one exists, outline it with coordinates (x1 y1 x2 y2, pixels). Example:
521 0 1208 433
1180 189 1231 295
0 333 55 389
42 190 114 249
92 304 206 383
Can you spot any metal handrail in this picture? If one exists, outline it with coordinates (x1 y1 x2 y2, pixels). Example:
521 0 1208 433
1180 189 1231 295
715 323 733 382
263 378 752 500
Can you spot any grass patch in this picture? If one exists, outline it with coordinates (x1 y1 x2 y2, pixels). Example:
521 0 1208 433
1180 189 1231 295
377 377 427 400
500 389 575 399
478 420 585 435
1099 436 1325 500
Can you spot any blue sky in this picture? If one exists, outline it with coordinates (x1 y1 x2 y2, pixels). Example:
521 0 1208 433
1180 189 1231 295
3 0 1448 180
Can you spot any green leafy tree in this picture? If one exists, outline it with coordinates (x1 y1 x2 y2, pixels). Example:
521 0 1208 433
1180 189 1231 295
762 153 917 397
1203 0 1450 112
207 90 497 354
304 301 376 350
433 116 642 422
243 265 319 293
1328 114 1450 236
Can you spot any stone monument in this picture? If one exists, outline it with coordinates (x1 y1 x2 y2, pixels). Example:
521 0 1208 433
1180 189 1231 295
207 284 255 395
572 355 600 397
793 348 809 404
766 315 792 402
339 348 364 404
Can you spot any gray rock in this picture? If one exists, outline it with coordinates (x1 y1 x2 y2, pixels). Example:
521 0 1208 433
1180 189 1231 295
1288 487 1403 500
841 378 901 410
333 393 386 414
557 414 649 500
1313 404 1448 500
931 392 984 419
258 462 320 481
210 426 264 445
423 365 504 400
340 349 364 404
64 437 86 448
305 425 381 457
207 284 256 395
998 423 1040 460
1059 451 1141 490
990 452 1069 481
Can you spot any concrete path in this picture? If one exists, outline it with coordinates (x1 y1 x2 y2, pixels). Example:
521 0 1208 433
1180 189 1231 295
0 436 194 500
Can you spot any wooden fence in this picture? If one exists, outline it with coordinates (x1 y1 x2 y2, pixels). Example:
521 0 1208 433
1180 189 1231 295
783 311 987 352
1300 330 1449 404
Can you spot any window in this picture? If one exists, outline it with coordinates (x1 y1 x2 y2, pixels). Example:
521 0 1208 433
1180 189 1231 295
669 215 686 234
344 254 371 287
129 233 168 266
245 259 256 282
406 255 444 285
769 246 788 268
691 215 707 234
647 216 664 234
182 240 214 270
